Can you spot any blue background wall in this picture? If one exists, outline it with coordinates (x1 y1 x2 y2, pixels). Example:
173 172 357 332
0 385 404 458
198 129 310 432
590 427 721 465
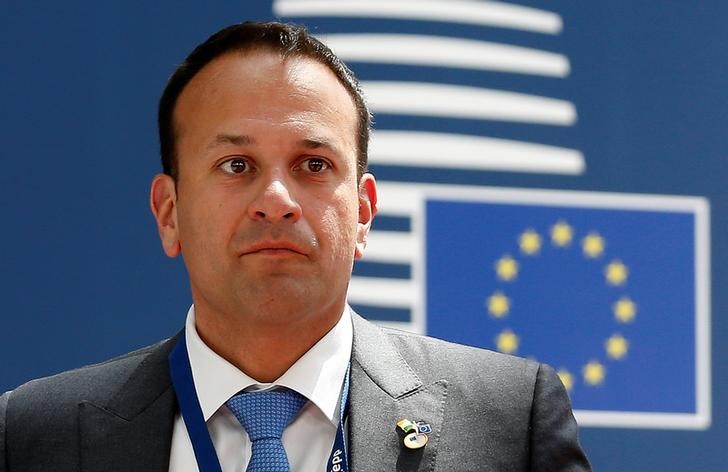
1 1 726 469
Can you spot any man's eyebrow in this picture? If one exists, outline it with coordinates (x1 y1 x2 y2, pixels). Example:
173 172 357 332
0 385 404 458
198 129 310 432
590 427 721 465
207 134 255 149
298 137 341 155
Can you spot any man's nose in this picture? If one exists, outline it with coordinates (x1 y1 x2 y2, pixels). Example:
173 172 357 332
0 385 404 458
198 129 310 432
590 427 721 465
248 176 302 222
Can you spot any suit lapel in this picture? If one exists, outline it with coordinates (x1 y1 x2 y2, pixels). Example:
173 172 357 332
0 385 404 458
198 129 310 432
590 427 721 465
349 314 448 472
79 335 180 472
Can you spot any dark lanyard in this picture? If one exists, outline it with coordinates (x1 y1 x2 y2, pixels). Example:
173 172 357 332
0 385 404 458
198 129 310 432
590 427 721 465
168 332 350 472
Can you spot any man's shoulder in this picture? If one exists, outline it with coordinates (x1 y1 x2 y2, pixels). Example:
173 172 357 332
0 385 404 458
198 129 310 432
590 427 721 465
351 312 542 391
4 336 175 412
381 325 539 378
2 336 180 471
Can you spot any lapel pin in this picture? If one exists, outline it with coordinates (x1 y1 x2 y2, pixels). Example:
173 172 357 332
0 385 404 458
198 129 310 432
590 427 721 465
396 419 430 450
416 421 432 434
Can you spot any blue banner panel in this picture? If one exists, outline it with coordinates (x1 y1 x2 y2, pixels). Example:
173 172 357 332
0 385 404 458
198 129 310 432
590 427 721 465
424 188 709 429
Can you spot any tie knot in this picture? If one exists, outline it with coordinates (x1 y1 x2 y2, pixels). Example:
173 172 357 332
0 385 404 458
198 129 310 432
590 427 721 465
226 389 307 441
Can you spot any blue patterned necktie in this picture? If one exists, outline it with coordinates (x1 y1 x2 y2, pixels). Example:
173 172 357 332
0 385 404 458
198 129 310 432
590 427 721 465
226 389 307 472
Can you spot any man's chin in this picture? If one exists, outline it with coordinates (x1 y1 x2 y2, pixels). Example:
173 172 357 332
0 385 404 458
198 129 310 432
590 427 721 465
248 293 341 325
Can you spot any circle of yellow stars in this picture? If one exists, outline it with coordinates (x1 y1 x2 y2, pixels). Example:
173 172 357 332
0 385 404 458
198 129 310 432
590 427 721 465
486 219 637 393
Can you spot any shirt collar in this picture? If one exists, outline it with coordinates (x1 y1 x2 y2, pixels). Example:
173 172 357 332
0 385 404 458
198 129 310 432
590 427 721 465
184 305 353 425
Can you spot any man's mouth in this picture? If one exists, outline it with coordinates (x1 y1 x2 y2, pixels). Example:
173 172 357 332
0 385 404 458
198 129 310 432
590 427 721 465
241 240 308 256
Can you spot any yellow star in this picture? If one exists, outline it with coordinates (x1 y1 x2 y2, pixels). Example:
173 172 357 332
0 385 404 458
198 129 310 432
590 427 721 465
486 291 511 318
606 334 629 360
519 229 541 255
582 232 605 258
550 220 573 247
495 329 519 354
583 360 606 386
557 369 574 392
605 260 629 286
613 297 637 323
495 255 518 281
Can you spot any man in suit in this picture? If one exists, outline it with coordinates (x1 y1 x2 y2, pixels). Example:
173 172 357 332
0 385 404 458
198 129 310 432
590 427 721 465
0 22 590 471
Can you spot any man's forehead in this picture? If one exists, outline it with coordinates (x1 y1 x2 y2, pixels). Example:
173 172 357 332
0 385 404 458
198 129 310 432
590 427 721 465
170 48 359 165
181 48 347 103
173 49 357 129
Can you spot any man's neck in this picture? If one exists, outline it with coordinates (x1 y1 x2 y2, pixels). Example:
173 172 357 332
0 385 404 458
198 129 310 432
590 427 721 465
192 304 344 383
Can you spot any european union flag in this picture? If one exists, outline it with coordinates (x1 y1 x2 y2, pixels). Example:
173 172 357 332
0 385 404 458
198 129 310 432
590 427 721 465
424 188 710 429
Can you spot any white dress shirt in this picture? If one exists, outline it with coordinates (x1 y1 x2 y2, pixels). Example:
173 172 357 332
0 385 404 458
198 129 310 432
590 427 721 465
168 305 353 472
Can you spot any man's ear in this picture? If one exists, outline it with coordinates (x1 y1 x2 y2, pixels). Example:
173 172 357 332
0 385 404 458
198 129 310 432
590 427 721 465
150 174 181 257
355 173 378 260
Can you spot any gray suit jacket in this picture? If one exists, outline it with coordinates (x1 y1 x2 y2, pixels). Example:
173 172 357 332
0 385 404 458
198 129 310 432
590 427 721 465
0 314 590 471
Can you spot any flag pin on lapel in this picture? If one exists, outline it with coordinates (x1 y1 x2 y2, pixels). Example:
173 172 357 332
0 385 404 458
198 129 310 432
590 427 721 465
396 419 431 449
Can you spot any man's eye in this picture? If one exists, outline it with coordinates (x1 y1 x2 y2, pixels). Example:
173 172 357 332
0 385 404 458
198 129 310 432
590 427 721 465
303 157 329 173
220 158 249 174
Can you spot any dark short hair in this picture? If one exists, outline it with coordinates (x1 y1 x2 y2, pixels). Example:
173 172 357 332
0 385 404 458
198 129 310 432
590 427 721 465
158 21 371 180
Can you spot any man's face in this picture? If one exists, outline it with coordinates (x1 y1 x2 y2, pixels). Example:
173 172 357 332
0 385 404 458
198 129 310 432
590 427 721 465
151 49 376 328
